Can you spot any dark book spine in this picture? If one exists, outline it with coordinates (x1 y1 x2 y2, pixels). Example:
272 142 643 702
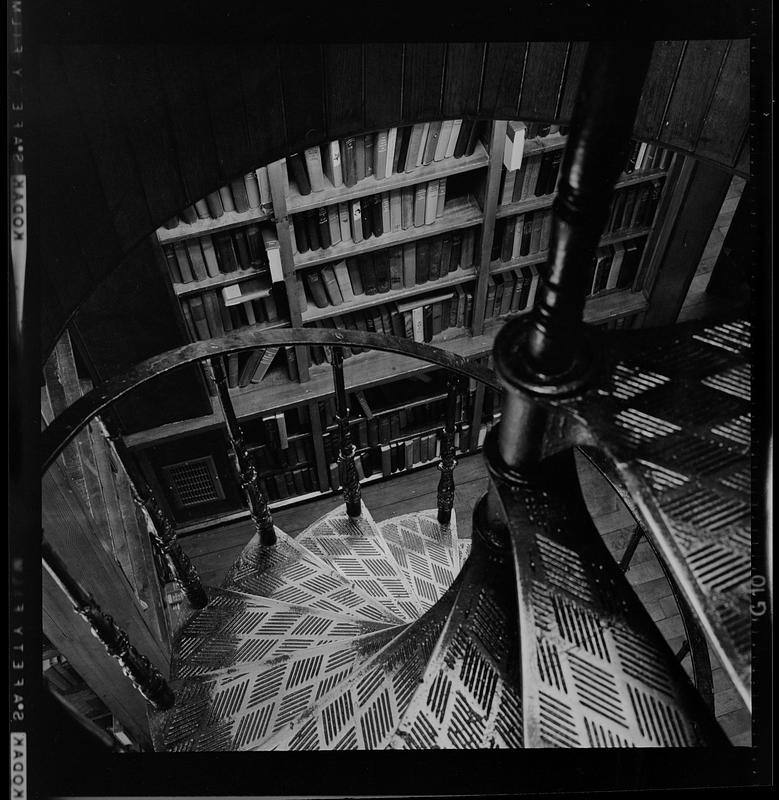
546 151 563 195
453 118 473 158
360 253 377 295
450 231 462 270
233 228 252 268
292 214 310 253
428 236 443 281
464 119 482 156
307 271 330 308
317 207 332 249
304 209 321 250
370 194 383 237
374 250 390 293
360 197 373 240
288 152 312 195
415 239 431 284
341 138 357 187
519 213 533 256
214 232 238 273
364 134 375 178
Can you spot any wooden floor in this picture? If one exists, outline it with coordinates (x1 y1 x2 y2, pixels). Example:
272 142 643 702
180 178 750 746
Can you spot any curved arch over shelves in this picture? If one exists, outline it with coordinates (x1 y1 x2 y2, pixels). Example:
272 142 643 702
41 327 502 473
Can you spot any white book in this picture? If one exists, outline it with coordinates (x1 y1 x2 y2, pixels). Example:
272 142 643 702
445 119 462 158
338 202 352 242
304 146 326 192
605 242 625 290
416 122 430 167
275 412 289 449
411 306 425 342
260 226 284 283
477 425 487 447
424 181 439 225
635 142 648 172
332 260 355 303
324 140 344 188
385 127 398 178
435 120 453 161
504 121 526 171
526 264 541 308
256 166 273 211
327 205 342 245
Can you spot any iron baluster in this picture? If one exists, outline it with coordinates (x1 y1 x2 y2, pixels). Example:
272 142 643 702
209 357 276 546
132 487 209 609
436 375 460 525
42 541 175 711
330 346 362 518
618 524 645 573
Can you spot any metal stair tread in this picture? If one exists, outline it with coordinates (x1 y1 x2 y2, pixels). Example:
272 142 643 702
295 504 423 623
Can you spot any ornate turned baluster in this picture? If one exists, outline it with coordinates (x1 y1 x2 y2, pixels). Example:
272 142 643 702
436 374 460 525
209 357 276 546
132 488 209 609
42 541 175 711
330 346 362 518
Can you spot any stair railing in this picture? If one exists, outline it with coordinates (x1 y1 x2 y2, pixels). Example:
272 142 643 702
436 374 461 525
330 346 362 519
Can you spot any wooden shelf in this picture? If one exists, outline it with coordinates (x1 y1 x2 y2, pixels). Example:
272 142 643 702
523 133 567 155
300 267 477 323
156 206 273 244
291 197 483 270
489 226 653 275
495 169 668 220
173 268 271 298
285 141 490 214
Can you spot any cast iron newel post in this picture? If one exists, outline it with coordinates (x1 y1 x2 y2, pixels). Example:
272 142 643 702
132 487 209 609
43 541 175 711
436 374 460 525
491 41 655 472
210 357 277 546
330 347 362 518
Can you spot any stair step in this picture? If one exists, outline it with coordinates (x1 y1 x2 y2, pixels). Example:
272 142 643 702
221 527 403 625
458 539 471 566
377 509 460 612
263 574 464 750
150 624 405 752
296 505 422 623
170 587 402 680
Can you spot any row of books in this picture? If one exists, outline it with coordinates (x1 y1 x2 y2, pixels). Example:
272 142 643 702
291 178 449 252
491 181 662 265
301 228 478 310
220 345 300 388
180 287 284 342
162 168 273 229
287 119 484 196
260 465 319 502
249 433 316 475
483 265 541 321
163 223 276 283
306 287 474 362
587 238 647 295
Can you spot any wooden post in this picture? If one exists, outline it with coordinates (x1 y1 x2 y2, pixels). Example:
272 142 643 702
330 347 362 518
209 358 276 545
436 375 459 525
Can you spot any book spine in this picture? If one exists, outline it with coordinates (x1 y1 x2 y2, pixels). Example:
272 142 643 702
244 172 261 208
288 152 312 195
341 138 357 187
424 181 439 225
385 127 398 178
364 134 375 179
327 205 342 246
374 129 389 179
185 240 209 281
230 178 250 213
354 136 366 182
402 242 416 288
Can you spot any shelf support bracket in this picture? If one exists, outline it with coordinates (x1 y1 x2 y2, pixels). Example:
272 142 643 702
436 374 460 525
330 347 362 519
42 540 175 711
209 357 277 546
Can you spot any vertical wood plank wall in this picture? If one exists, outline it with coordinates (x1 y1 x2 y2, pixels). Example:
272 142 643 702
42 40 750 362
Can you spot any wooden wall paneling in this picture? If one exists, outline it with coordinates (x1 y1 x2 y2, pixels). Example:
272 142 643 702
198 46 253 186
43 571 153 747
237 45 287 168
155 46 223 209
61 47 153 252
278 44 327 153
517 41 569 122
695 39 750 167
323 43 364 140
363 44 404 131
660 40 730 153
556 41 589 122
471 121 506 335
73 238 213 433
108 46 189 231
401 43 447 123
40 48 120 286
42 459 170 669
641 159 732 327
478 42 527 119
634 40 686 140
443 43 486 119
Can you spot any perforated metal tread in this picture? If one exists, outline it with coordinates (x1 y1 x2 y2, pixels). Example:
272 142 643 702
221 527 403 625
458 539 472 568
170 587 399 679
150 625 404 752
496 448 729 747
549 317 752 705
390 518 524 749
262 573 463 751
377 509 460 612
296 505 422 623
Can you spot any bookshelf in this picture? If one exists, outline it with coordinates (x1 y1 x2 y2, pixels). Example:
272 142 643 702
141 117 687 527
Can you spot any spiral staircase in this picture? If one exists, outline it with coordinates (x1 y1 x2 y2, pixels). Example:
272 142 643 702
40 43 757 756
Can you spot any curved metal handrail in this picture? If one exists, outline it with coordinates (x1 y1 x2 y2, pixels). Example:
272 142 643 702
41 327 501 474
